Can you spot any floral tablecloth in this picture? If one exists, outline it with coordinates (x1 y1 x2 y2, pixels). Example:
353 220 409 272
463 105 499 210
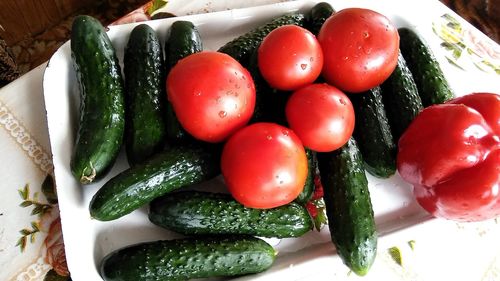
0 1 499 281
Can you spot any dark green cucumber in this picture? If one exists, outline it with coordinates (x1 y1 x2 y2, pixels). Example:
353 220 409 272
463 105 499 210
218 13 306 65
164 20 203 143
89 144 220 221
350 87 396 178
398 27 454 106
380 52 424 141
305 2 335 35
100 236 275 281
164 20 203 71
295 148 316 204
70 15 125 184
124 24 166 166
248 47 290 125
150 191 312 238
317 137 377 276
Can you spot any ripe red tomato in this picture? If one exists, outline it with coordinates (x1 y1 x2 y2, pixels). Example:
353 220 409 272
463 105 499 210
318 8 399 93
258 25 323 91
221 122 308 209
166 51 256 143
285 83 355 152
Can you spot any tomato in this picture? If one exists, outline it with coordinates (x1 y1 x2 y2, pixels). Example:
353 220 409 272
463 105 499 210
221 122 308 209
285 83 355 152
258 25 323 91
166 51 256 143
318 8 399 93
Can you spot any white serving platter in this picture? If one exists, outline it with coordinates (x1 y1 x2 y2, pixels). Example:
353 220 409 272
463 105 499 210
42 0 500 280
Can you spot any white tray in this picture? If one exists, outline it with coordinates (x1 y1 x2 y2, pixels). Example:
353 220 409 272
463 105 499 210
42 1 500 280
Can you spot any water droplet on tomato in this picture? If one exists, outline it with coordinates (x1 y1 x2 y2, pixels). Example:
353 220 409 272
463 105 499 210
310 57 314 62
219 111 227 118
339 98 347 105
300 64 307 70
282 129 289 136
266 135 273 140
343 56 349 61
363 31 370 38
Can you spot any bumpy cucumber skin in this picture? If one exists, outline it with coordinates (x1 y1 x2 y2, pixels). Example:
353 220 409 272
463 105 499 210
317 138 377 276
89 145 220 221
380 52 424 141
100 236 276 281
164 21 203 71
350 87 396 178
305 2 335 35
124 24 166 166
295 148 316 204
164 20 203 143
149 191 312 238
398 27 454 106
218 13 306 65
70 15 125 184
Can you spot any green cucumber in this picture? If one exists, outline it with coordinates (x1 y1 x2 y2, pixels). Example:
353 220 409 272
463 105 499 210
305 2 335 35
248 47 290 125
149 191 312 238
164 20 203 143
218 13 306 65
349 87 396 178
70 15 125 184
164 20 203 71
124 24 166 166
100 236 275 281
295 148 316 204
89 144 220 221
317 137 377 276
398 27 454 106
380 52 424 141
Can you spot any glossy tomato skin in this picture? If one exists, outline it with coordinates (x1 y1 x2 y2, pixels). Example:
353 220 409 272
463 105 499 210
221 123 308 209
285 84 355 152
318 8 399 93
258 25 323 91
166 51 256 143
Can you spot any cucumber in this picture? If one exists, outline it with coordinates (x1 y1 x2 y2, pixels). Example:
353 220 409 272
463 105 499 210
124 24 166 166
70 15 125 184
89 144 221 221
149 191 312 238
218 13 306 65
349 87 396 178
317 137 377 276
380 52 424 141
165 21 203 71
398 27 454 106
100 236 275 281
164 21 203 144
305 2 335 35
295 148 316 204
248 47 290 125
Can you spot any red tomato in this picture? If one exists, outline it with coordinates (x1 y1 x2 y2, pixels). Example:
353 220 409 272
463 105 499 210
221 122 308 209
166 51 256 143
258 25 323 91
285 83 355 152
318 8 399 93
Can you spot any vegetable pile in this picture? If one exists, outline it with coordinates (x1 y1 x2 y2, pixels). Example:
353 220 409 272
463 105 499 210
68 2 499 280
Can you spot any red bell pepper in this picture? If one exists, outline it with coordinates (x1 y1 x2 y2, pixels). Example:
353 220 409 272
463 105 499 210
397 92 500 222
